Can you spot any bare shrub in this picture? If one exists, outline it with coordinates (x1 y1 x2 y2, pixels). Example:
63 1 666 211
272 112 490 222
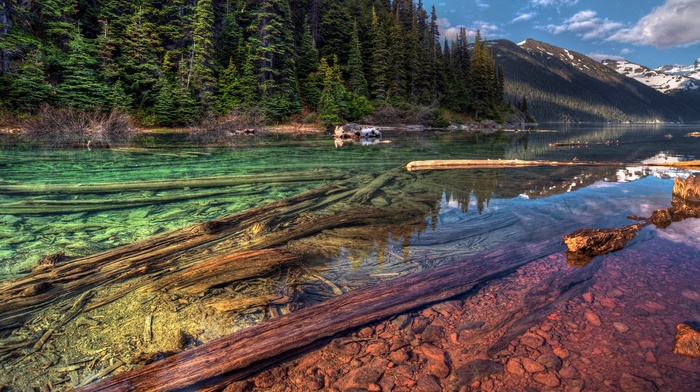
188 107 267 146
23 106 134 148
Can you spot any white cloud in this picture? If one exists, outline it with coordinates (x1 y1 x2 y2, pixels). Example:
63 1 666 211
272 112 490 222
476 0 490 10
545 10 623 40
441 21 501 41
587 53 624 62
620 48 632 55
437 18 451 28
531 0 578 7
607 0 700 49
511 13 536 23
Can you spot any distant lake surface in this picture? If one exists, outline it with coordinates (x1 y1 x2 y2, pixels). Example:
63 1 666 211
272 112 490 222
1 124 699 389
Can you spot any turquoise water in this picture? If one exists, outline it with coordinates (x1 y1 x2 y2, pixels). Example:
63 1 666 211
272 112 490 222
0 125 698 277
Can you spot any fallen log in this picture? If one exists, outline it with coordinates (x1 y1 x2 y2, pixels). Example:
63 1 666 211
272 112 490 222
75 239 554 392
0 169 344 195
562 223 647 266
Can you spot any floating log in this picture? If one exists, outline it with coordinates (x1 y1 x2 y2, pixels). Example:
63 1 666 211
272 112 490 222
0 169 344 195
405 159 602 171
75 240 552 392
207 294 290 313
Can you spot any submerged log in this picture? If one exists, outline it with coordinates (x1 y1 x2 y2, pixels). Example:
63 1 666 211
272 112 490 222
153 249 300 296
0 184 349 333
75 240 552 392
0 169 344 195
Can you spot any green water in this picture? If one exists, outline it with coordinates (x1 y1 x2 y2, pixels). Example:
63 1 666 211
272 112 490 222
0 124 698 278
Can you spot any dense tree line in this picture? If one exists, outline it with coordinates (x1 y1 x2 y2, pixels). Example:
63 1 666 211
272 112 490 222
0 0 507 126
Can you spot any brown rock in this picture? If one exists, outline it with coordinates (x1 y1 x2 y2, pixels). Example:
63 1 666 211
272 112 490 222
412 317 430 334
421 325 445 343
392 314 412 330
619 373 658 392
553 347 570 359
681 289 700 302
426 359 451 378
454 360 503 384
645 351 657 363
366 341 390 357
613 322 630 333
537 354 563 371
533 371 560 387
521 358 546 373
389 348 411 365
674 323 700 358
223 381 251 392
419 343 448 362
431 300 461 318
520 333 545 349
582 292 594 303
353 365 384 386
639 340 657 349
416 374 442 392
505 359 524 375
585 311 602 326
559 366 580 379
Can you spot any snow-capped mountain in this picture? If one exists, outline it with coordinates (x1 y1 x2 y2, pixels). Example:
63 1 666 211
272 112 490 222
602 59 700 93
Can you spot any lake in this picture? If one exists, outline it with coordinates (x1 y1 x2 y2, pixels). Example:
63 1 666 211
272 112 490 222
1 124 699 390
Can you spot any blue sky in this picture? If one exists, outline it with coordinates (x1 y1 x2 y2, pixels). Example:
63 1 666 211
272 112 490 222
433 0 700 68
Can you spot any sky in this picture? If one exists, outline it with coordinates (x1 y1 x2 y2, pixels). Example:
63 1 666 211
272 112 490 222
433 0 700 68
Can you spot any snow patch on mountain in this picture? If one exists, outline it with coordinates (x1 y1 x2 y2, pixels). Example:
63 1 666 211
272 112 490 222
602 59 700 93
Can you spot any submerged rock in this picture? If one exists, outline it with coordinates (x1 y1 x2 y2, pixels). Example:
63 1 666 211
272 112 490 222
454 360 503 384
673 323 700 359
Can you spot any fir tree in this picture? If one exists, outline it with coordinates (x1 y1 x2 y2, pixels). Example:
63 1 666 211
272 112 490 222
346 24 368 97
8 49 54 111
369 8 388 101
190 0 217 113
55 26 107 110
296 23 321 109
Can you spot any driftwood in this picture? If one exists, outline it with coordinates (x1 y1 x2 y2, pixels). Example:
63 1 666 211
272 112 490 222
0 170 344 195
75 240 552 392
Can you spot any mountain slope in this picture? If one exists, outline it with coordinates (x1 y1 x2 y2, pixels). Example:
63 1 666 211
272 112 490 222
490 39 700 123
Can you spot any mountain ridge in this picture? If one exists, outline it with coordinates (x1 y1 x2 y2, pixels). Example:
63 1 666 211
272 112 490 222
490 38 700 123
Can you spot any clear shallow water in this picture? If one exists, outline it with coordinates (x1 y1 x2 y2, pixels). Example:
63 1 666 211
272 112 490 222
1 124 700 389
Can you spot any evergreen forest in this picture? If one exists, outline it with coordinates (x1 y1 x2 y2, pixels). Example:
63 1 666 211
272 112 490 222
0 0 508 127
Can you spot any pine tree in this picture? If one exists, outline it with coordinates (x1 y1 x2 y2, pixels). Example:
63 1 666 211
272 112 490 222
369 8 388 101
55 26 107 110
248 0 300 120
8 49 54 111
120 8 159 109
216 56 256 114
346 24 368 97
190 0 217 113
317 56 343 127
296 23 321 109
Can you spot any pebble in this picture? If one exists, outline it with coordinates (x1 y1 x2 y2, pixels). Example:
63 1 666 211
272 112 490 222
582 292 594 303
585 311 602 326
416 374 442 392
536 354 563 371
533 371 560 387
505 359 525 375
559 366 580 379
613 322 630 333
520 333 545 349
521 357 546 373
454 360 503 384
639 340 657 349
681 289 700 302
553 347 570 359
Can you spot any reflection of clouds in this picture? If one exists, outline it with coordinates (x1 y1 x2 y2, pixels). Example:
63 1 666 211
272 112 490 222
655 219 700 250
